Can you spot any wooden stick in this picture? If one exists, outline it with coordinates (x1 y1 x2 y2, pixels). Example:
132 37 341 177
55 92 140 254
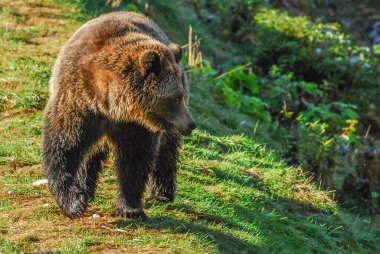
364 125 372 139
100 224 129 234
188 25 192 67
215 62 252 79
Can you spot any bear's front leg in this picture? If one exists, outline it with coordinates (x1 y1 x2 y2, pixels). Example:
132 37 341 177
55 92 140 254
149 132 180 203
43 107 100 218
109 123 158 221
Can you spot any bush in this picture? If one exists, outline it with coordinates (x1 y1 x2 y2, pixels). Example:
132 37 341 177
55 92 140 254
253 8 379 107
193 55 361 189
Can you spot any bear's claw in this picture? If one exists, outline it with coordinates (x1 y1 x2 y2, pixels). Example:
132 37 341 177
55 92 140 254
116 207 147 221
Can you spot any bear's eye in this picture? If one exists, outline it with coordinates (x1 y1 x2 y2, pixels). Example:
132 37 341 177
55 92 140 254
167 93 183 106
174 97 181 103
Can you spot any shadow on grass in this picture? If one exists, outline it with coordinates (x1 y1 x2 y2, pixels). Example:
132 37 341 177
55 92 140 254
107 172 338 254
112 206 260 254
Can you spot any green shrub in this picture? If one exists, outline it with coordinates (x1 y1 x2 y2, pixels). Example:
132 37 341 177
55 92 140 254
253 8 379 107
196 0 265 42
192 53 361 188
213 66 271 122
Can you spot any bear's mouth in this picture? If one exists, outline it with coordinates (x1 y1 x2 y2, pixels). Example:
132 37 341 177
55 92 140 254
145 110 196 136
172 118 197 136
144 112 175 133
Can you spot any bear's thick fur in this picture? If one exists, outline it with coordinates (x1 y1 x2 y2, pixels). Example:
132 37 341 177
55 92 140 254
43 12 196 220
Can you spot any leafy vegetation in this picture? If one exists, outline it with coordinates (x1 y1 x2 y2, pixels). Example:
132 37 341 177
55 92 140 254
190 3 380 192
0 0 379 253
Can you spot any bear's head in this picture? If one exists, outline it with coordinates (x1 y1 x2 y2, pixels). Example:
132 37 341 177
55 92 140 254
137 43 197 136
84 39 196 136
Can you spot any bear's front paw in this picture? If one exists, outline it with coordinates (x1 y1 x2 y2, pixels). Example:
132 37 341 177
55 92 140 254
56 185 88 218
63 195 87 218
116 207 147 221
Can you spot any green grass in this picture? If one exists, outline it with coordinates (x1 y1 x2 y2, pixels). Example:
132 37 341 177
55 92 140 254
0 0 379 253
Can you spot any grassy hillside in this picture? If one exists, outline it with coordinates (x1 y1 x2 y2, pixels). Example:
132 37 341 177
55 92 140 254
0 0 379 253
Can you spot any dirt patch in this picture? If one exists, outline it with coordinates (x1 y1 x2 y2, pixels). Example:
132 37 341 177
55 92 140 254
0 188 171 253
89 244 169 254
0 0 80 59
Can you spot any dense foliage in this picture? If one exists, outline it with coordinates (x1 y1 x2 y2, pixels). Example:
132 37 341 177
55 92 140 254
185 5 380 192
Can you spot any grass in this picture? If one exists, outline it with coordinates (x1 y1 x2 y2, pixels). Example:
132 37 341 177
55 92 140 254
0 0 379 253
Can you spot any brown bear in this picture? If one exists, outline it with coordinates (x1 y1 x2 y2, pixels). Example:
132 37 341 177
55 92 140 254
43 11 196 220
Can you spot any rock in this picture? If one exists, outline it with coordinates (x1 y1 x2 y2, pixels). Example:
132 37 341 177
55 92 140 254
206 15 215 24
208 234 215 241
32 179 48 186
340 19 352 29
369 21 380 47
349 56 359 65
373 37 380 47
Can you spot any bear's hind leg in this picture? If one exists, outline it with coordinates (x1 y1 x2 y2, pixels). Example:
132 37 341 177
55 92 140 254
108 123 158 220
43 110 100 218
149 133 180 203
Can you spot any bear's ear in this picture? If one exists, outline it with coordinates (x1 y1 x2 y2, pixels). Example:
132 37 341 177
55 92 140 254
169 43 182 63
139 50 160 76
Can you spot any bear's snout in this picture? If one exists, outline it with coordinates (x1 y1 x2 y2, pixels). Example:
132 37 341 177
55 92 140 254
179 120 197 136
188 121 197 132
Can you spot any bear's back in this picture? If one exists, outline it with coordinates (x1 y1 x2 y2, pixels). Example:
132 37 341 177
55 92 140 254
69 12 170 48
49 12 171 101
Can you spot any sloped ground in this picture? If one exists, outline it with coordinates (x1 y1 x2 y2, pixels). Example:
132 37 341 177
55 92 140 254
0 1 379 253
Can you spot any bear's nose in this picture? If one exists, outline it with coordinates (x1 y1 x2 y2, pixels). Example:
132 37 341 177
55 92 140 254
189 121 197 131
180 121 197 136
